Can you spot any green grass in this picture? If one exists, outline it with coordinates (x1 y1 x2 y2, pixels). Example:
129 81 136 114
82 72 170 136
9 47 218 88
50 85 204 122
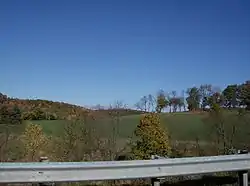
0 123 26 134
33 111 248 142
30 120 68 137
2 111 249 144
87 112 208 141
161 112 208 141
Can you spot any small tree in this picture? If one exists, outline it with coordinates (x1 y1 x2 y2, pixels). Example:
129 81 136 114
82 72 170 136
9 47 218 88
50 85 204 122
0 126 10 161
9 105 22 124
106 100 128 160
57 114 106 162
131 113 171 159
23 123 48 161
203 103 245 155
0 105 9 124
0 105 22 124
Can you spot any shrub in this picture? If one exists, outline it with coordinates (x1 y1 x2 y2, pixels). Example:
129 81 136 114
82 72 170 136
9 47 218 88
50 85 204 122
23 123 48 161
131 113 171 159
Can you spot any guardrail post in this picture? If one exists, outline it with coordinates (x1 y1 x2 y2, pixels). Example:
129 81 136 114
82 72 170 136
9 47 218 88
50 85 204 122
39 157 55 186
40 156 49 163
151 155 167 186
238 150 248 186
151 178 160 186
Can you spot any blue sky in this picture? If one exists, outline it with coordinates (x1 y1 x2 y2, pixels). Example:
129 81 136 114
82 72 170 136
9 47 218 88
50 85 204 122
1 0 250 108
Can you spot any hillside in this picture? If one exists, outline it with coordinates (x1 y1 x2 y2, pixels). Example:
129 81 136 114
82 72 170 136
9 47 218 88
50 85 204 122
0 93 144 120
92 108 147 118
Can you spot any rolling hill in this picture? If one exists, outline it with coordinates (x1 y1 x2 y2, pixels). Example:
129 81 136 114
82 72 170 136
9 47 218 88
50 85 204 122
0 92 145 120
1 92 249 146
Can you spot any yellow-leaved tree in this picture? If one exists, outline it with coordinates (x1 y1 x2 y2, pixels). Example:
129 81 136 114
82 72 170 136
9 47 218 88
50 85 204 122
23 123 48 161
131 113 171 159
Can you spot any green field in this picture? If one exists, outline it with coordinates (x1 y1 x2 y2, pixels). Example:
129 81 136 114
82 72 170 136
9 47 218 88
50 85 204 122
28 111 250 144
25 112 206 140
1 111 249 145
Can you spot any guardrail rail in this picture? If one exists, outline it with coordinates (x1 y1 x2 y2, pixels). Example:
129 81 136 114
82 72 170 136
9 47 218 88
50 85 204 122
0 153 249 186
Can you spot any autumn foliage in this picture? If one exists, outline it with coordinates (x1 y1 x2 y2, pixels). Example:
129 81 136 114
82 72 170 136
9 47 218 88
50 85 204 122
131 113 171 159
23 123 48 161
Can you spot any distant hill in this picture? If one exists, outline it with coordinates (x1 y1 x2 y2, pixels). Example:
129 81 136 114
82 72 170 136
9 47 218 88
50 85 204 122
92 108 147 118
0 93 145 120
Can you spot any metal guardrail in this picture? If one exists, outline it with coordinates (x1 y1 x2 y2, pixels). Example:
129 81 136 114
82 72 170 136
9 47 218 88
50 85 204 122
0 154 250 185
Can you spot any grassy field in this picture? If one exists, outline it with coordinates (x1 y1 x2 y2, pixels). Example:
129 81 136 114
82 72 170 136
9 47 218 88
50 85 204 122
28 111 249 143
1 111 249 144
25 112 207 141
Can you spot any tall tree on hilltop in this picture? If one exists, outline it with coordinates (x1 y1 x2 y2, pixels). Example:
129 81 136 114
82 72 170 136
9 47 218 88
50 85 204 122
208 92 224 107
199 84 213 110
147 94 156 112
239 81 250 110
222 84 239 108
171 98 179 112
135 96 148 112
156 90 168 113
171 91 178 112
186 87 201 111
135 94 155 112
181 90 186 111
168 95 172 113
176 97 184 112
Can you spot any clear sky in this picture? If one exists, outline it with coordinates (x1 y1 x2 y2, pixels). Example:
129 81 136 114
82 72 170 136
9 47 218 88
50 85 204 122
1 0 250 108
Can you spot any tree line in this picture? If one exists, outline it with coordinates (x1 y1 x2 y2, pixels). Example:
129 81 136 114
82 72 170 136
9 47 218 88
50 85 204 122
135 80 250 113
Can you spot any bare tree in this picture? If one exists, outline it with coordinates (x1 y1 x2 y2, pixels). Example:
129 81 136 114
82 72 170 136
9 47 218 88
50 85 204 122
55 111 106 162
171 90 177 98
135 94 156 112
199 84 213 110
170 91 178 112
176 97 183 112
135 96 148 112
181 90 186 111
0 126 10 161
107 100 127 160
148 94 156 112
165 93 172 113
93 104 105 110
204 105 245 155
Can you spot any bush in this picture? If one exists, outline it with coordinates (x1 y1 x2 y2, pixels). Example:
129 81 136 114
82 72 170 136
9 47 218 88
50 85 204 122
131 113 171 159
22 109 58 120
23 123 48 161
0 105 22 124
